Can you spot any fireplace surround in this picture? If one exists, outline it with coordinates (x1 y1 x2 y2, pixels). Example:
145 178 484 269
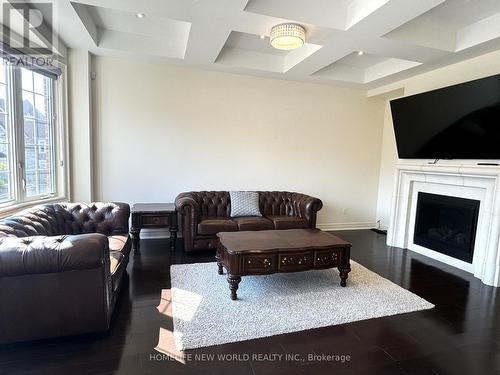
387 162 500 287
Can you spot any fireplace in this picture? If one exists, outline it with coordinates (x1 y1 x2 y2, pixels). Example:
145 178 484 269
414 192 480 263
388 162 500 286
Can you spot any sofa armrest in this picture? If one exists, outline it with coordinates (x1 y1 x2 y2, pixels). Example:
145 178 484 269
0 233 110 277
294 194 323 228
175 194 200 213
0 233 113 343
175 193 200 251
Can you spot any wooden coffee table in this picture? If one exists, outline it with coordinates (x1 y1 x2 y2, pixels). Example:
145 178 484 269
216 229 352 300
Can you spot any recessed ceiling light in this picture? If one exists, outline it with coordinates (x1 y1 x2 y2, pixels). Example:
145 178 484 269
260 35 265 40
357 51 364 56
136 13 145 19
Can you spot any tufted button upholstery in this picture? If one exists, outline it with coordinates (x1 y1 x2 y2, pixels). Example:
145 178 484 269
176 191 322 252
191 191 231 217
0 202 131 344
0 202 130 239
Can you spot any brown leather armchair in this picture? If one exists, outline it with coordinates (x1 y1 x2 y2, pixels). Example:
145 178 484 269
0 202 131 344
175 191 322 252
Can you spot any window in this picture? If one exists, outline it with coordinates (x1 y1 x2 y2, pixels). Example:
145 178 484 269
0 63 14 203
0 60 65 208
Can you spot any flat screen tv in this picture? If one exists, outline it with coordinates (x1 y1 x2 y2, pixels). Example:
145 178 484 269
390 74 500 159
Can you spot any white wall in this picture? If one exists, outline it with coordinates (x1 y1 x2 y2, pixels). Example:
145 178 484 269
372 49 500 229
92 57 385 229
68 49 94 202
375 102 398 230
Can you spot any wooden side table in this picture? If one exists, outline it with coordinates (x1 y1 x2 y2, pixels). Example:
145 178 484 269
130 203 178 252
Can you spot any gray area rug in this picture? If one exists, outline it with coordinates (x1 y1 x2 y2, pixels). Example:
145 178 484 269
170 261 434 350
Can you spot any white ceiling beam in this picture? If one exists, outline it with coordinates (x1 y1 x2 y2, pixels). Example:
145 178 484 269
347 0 446 36
70 0 195 22
279 0 446 78
53 0 500 90
358 37 450 63
184 0 247 65
71 2 99 46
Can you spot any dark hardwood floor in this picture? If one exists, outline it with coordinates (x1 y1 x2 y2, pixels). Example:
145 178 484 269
1 230 500 375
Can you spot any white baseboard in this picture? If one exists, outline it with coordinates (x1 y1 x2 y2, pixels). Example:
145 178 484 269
138 222 377 239
316 222 377 231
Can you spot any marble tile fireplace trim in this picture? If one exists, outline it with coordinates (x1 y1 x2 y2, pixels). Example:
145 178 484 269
387 162 500 287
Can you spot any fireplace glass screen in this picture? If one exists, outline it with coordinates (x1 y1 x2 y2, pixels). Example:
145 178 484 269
414 192 480 263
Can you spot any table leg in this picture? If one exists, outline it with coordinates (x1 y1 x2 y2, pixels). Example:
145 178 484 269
169 225 178 251
215 252 224 275
130 228 141 253
338 264 351 287
227 274 241 300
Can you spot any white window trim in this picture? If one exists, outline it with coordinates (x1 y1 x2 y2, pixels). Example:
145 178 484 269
0 63 69 218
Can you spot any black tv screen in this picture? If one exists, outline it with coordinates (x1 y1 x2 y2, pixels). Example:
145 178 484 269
390 74 500 159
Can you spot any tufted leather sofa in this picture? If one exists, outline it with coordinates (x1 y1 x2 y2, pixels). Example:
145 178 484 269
0 202 131 344
175 191 322 252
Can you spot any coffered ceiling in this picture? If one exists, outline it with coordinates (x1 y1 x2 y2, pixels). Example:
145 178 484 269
49 0 500 90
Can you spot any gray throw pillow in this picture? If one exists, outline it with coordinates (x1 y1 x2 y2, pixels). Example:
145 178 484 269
229 191 262 217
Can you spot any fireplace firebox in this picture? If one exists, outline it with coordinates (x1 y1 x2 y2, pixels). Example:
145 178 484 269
414 192 480 263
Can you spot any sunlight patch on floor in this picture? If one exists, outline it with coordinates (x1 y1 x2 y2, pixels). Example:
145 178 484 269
170 287 203 322
155 327 186 364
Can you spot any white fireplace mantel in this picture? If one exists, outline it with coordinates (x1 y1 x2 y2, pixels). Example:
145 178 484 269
387 161 500 287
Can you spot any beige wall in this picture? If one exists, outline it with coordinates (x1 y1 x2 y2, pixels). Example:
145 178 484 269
373 49 500 229
92 57 385 229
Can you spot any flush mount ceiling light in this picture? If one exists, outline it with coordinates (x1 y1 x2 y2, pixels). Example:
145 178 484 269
270 23 305 50
136 13 145 19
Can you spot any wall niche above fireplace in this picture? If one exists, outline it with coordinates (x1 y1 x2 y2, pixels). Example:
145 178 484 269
414 192 480 264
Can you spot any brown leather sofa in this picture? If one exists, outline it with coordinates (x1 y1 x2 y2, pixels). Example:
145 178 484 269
175 191 322 252
0 202 131 344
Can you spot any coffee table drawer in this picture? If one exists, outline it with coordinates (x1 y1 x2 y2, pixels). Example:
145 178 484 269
278 252 313 272
314 249 342 267
242 254 276 274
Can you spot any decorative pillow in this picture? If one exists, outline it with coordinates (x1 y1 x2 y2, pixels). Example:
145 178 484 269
229 191 262 217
